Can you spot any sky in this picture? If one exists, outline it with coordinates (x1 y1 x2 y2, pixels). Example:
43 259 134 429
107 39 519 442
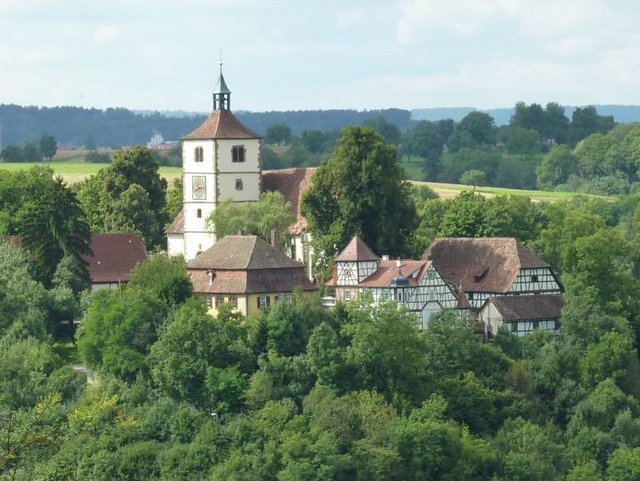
1 0 640 113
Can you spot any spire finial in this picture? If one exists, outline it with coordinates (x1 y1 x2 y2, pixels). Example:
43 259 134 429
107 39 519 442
219 49 223 74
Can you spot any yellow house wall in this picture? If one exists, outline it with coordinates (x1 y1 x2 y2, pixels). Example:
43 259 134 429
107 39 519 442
202 291 314 317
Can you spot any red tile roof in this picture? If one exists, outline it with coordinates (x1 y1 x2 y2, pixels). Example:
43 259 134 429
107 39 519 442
165 209 184 235
187 235 316 295
188 235 303 270
358 260 428 288
183 110 259 140
483 294 564 321
335 235 380 262
424 237 549 294
83 233 147 284
261 167 317 235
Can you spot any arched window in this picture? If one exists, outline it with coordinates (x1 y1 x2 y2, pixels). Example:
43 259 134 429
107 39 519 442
194 146 204 162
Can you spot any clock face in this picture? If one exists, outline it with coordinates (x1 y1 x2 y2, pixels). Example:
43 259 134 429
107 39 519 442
192 176 206 200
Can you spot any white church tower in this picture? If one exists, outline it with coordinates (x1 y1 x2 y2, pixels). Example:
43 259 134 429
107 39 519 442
167 62 262 260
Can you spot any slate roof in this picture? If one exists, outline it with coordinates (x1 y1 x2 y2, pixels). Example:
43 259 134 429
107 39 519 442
423 237 550 294
335 235 380 262
483 294 564 321
187 235 304 270
183 110 259 140
165 209 184 235
83 233 147 284
187 235 316 294
261 167 317 235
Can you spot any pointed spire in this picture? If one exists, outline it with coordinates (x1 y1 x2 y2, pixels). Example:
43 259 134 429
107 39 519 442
213 53 231 111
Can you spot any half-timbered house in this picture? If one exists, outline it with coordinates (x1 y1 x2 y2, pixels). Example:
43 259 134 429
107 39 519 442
325 235 460 327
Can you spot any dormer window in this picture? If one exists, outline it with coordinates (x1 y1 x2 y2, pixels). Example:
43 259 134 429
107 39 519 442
232 145 245 163
195 146 204 162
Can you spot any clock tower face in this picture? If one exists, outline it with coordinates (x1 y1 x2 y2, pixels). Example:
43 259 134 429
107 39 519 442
192 176 206 200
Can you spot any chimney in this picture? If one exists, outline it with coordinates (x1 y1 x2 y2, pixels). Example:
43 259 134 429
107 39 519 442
271 229 280 247
396 258 403 268
382 255 389 261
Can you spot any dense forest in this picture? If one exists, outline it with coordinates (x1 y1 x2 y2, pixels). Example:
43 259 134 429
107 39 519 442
0 104 411 149
4 124 640 478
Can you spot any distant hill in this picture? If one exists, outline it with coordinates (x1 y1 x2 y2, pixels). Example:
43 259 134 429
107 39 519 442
1 103 639 150
411 105 640 126
0 105 411 149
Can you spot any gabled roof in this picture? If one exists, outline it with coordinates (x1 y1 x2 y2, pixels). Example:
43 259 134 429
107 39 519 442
183 110 259 140
423 237 549 294
187 235 303 270
83 233 147 284
261 167 317 235
483 294 564 321
335 235 380 262
165 209 184 235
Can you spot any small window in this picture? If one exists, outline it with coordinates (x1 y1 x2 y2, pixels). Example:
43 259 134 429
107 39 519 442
232 145 245 163
205 295 212 308
468 292 474 300
197 208 202 218
216 296 225 307
235 179 243 191
195 146 204 162
531 275 539 283
230 296 238 308
344 290 352 301
257 295 270 309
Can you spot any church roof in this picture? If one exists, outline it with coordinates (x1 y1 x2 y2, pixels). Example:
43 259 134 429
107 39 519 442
183 110 259 140
83 233 147 284
165 209 184 235
483 294 564 321
335 235 380 262
261 167 317 235
187 235 303 270
423 237 550 294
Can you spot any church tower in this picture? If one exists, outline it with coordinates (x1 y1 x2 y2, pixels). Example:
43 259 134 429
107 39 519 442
171 61 262 260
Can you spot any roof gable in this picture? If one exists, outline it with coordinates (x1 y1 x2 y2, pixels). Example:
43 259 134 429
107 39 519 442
424 237 549 293
183 110 259 140
335 235 380 262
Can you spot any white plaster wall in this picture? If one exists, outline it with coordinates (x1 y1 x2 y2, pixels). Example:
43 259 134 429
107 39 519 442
217 173 261 202
167 234 185 257
185 231 216 260
216 139 261 171
182 140 216 174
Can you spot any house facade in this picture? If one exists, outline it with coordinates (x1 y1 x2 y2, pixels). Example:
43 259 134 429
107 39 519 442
326 235 564 335
325 236 460 329
187 234 317 317
478 294 564 338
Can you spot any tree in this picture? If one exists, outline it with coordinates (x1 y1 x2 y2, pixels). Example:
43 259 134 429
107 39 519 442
301 126 416 263
450 111 496 151
264 123 292 145
362 116 401 145
18 176 92 286
208 191 295 246
536 144 578 189
127 254 192 308
401 121 445 180
460 169 486 188
39 135 57 160
102 146 168 248
505 127 541 156
569 106 615 146
104 184 159 249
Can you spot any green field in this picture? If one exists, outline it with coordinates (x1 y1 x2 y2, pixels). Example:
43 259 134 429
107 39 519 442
0 161 182 185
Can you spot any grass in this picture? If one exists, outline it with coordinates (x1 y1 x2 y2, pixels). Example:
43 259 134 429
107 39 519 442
0 161 182 185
